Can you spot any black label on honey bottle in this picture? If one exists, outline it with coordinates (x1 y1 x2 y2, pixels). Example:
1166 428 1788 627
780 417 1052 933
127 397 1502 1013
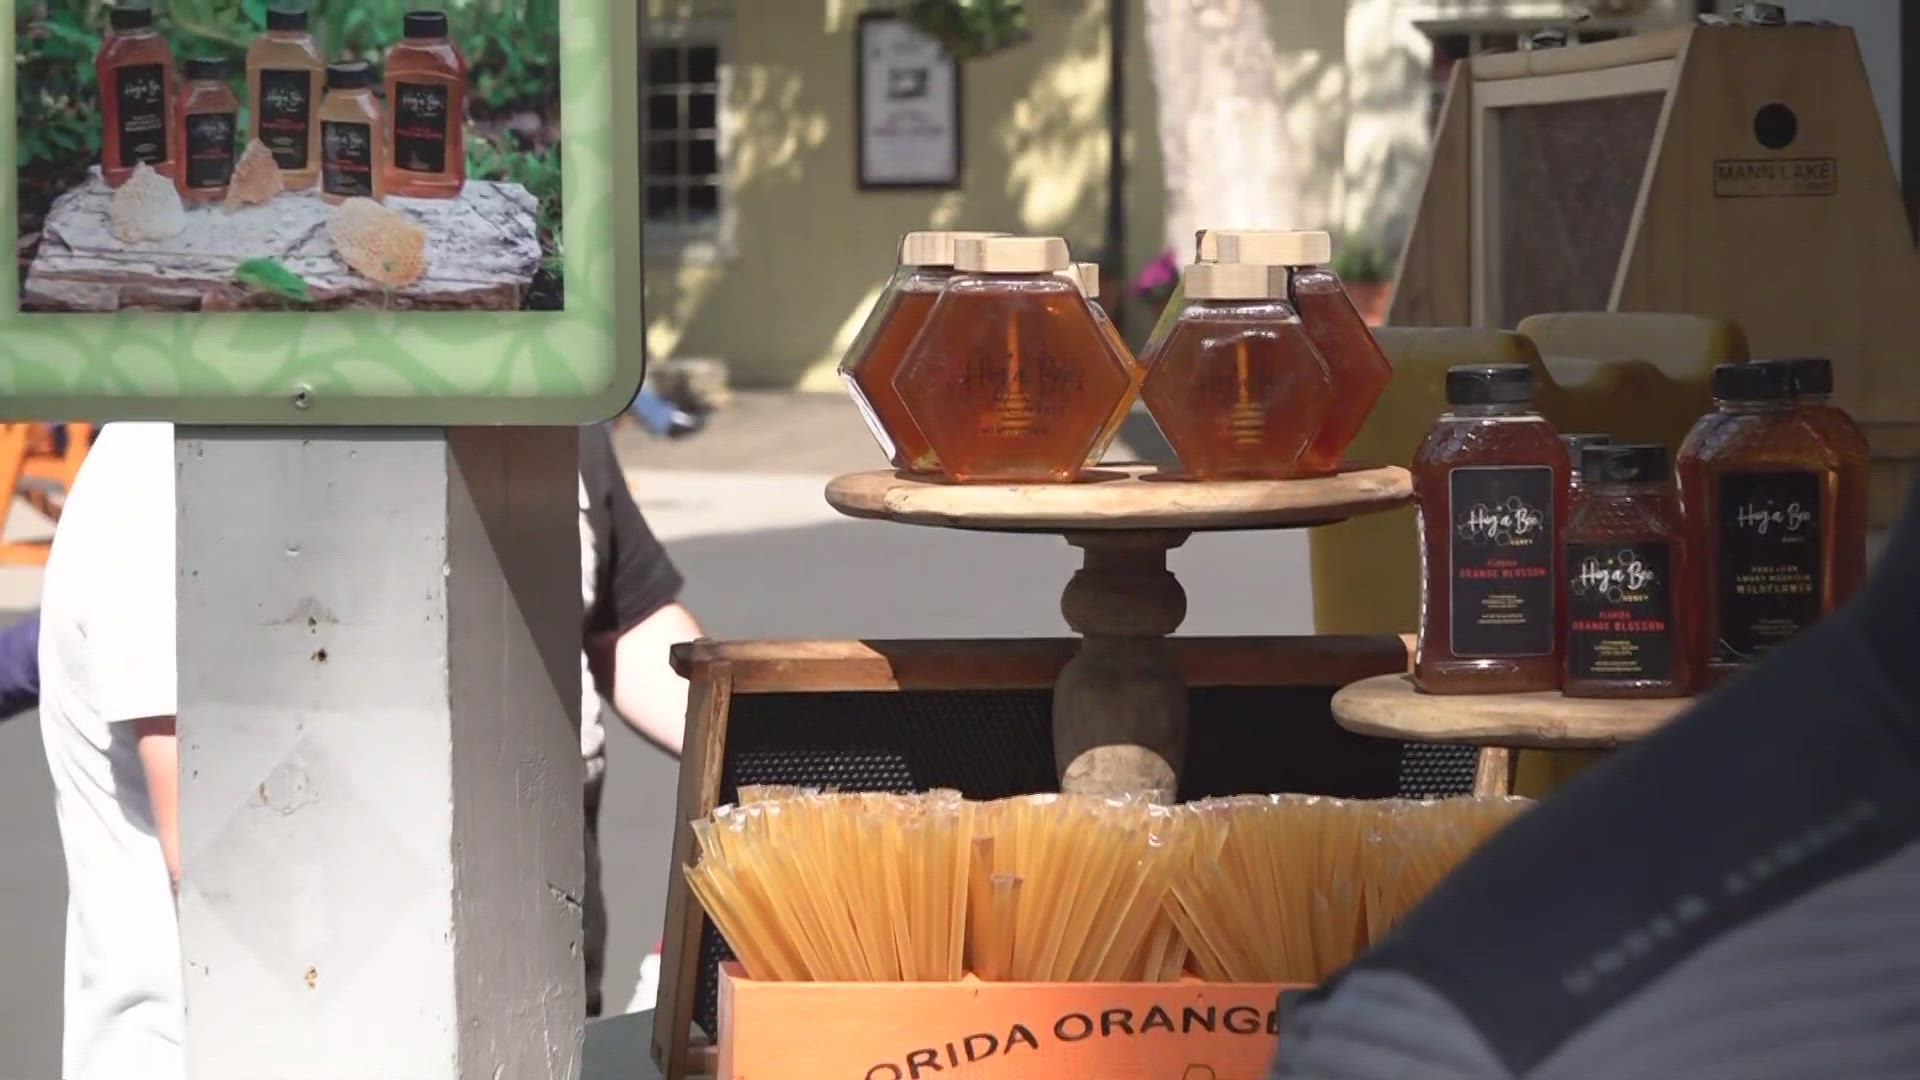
1714 471 1823 663
1566 542 1674 681
393 82 451 174
183 112 237 190
113 64 170 166
322 121 376 198
257 68 314 170
1448 465 1556 657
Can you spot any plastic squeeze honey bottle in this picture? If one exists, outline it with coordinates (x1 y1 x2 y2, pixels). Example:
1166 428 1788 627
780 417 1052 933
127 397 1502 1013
893 236 1134 483
1751 357 1869 604
385 10 470 199
176 58 239 204
1139 263 1333 480
1068 263 1144 467
97 4 179 187
840 231 1005 473
1678 362 1841 686
1563 444 1697 698
1413 364 1570 694
1213 231 1394 477
319 61 385 204
246 2 324 190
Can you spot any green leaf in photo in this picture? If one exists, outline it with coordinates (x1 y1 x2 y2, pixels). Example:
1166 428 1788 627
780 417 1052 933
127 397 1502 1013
234 258 315 304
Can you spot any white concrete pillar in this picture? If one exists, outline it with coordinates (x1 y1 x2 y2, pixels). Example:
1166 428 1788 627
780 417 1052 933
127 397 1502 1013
175 428 584 1080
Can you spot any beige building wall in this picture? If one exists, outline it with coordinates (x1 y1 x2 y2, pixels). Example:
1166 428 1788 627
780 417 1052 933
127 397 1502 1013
643 1 1692 388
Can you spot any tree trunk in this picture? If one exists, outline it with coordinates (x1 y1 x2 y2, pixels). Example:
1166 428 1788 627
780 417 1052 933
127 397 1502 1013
1142 0 1298 258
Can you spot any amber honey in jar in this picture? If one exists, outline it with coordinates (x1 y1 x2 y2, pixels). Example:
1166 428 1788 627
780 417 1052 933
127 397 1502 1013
1213 231 1394 477
319 61 385 204
893 236 1134 484
1069 263 1144 467
176 58 239 204
1138 263 1333 480
1140 228 1281 362
1678 362 1841 686
246 3 323 190
840 231 1005 472
1563 444 1697 698
384 10 470 199
97 5 179 187
1413 364 1569 694
1562 433 1612 512
1751 357 1869 604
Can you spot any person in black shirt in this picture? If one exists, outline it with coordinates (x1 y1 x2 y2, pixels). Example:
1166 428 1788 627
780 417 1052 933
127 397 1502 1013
576 423 703 1016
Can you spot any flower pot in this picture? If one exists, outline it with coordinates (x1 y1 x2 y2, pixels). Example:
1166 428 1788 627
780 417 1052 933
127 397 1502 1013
1344 281 1394 326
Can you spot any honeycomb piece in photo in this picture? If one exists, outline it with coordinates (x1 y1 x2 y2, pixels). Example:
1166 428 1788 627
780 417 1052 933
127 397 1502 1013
329 197 429 287
226 140 285 210
108 163 187 244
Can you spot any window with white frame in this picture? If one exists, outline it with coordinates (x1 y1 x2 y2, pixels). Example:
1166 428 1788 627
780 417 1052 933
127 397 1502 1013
643 25 727 251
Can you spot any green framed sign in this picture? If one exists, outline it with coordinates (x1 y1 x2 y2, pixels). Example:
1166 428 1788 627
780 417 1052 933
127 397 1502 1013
2 0 641 424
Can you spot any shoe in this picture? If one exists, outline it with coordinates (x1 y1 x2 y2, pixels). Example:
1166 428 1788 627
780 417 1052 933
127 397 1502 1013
665 409 706 440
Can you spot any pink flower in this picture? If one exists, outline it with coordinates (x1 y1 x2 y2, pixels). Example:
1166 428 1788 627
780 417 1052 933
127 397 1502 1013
1132 249 1180 296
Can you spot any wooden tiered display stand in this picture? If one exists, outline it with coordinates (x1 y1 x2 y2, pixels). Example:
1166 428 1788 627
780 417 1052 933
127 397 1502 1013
1331 673 1691 751
825 463 1413 802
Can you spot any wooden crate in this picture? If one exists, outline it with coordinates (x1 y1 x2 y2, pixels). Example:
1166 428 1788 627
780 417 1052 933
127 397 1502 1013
1392 26 1920 523
719 963 1294 1080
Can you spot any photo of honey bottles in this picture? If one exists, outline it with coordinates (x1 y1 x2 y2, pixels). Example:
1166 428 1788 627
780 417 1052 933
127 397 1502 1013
1213 231 1394 477
893 236 1134 484
1069 262 1144 468
1138 262 1332 480
385 10 470 198
1563 444 1697 699
246 2 324 190
96 4 179 187
1561 433 1612 512
1751 357 1869 604
176 58 239 204
840 231 1005 473
1678 362 1841 686
1413 364 1569 695
319 61 385 204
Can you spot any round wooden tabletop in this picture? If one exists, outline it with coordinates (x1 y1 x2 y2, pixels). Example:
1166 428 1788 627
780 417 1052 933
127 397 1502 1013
1330 673 1692 749
824 464 1413 533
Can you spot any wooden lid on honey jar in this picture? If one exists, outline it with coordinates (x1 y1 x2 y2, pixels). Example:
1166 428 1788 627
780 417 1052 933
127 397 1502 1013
898 231 1006 268
1210 230 1333 267
1184 262 1286 300
954 236 1072 274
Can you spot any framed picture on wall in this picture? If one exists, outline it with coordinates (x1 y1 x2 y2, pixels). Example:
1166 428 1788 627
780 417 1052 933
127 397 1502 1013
855 13 962 190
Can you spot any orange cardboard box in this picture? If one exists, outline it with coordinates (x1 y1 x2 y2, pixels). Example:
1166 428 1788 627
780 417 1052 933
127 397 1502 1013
718 963 1298 1080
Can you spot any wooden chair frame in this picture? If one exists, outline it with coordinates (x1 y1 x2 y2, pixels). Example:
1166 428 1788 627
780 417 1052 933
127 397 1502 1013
647 633 1513 1079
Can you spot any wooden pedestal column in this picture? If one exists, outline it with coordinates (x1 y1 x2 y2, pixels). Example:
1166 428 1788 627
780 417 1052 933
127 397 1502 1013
1054 530 1191 802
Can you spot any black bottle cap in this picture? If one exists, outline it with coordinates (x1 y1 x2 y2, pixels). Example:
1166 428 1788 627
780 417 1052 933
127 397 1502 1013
404 10 451 38
185 57 230 81
1445 364 1535 406
327 60 375 89
1712 361 1792 403
266 7 311 31
1751 356 1834 396
1582 443 1669 485
109 6 155 30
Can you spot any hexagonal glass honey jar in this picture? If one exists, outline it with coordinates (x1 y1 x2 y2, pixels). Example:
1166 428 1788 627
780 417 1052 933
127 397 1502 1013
1211 230 1394 477
893 236 1135 484
1140 262 1333 480
839 230 1007 473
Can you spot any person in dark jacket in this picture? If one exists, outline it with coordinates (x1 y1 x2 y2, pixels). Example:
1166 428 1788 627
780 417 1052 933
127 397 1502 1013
1269 480 1920 1079
0 611 39 720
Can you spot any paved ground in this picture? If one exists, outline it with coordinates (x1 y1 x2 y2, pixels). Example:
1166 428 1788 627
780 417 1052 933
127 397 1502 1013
0 396 1312 1077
